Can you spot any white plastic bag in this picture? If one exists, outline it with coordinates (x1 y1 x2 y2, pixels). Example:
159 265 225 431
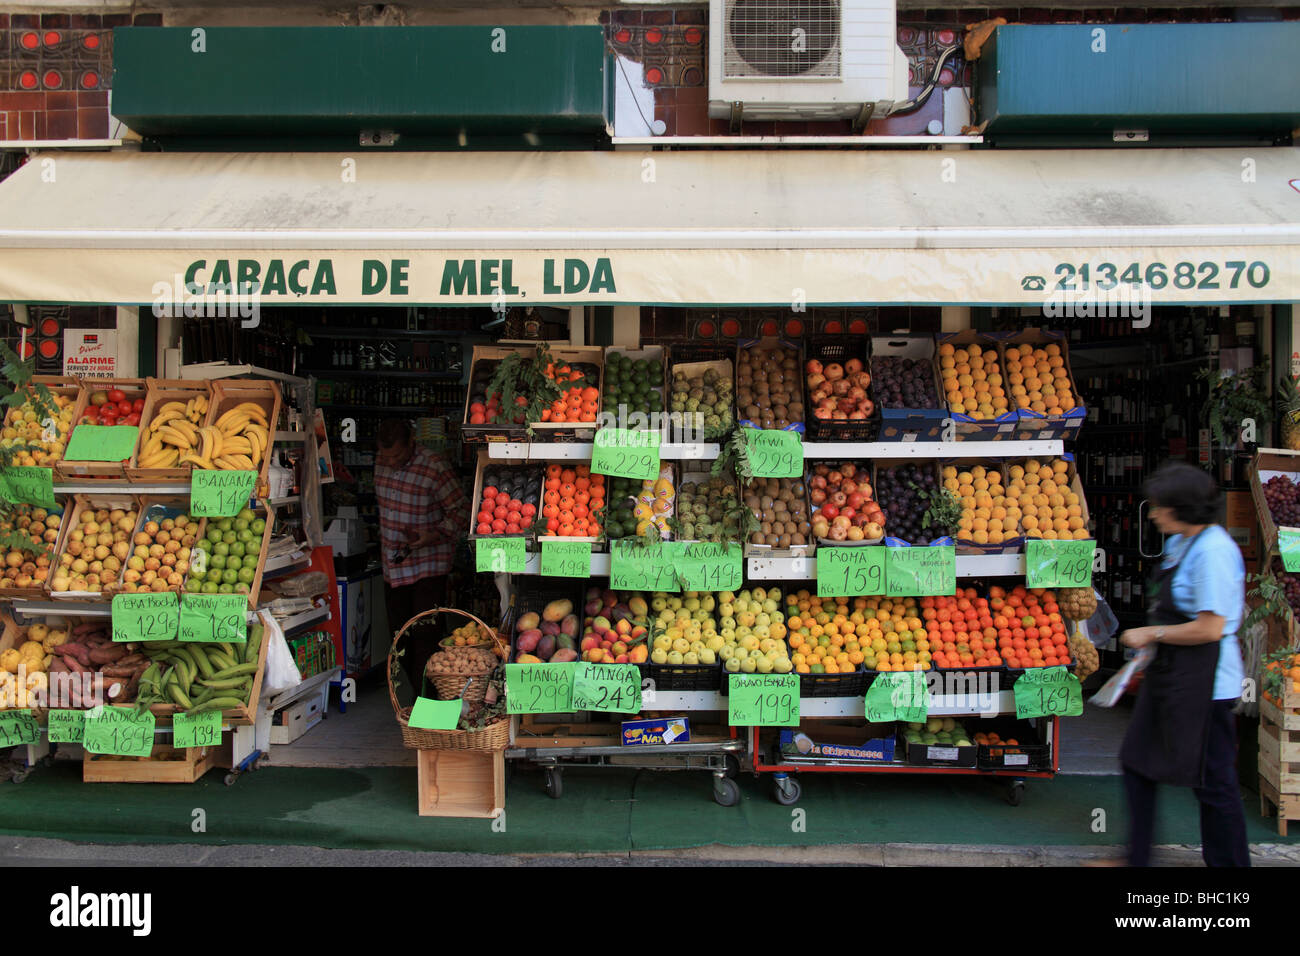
258 609 303 697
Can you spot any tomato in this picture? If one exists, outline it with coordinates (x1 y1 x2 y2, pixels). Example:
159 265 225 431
131 398 145 413
117 399 133 416
100 405 119 421
124 412 142 427
107 389 126 404
82 405 100 419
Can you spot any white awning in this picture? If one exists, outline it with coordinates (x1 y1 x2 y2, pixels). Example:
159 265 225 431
0 147 1295 306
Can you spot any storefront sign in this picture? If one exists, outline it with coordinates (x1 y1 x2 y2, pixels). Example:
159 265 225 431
744 428 803 479
817 547 887 597
1025 539 1095 588
63 424 140 463
885 546 957 597
571 662 641 713
179 594 247 643
83 706 155 757
727 674 800 726
62 329 117 379
539 540 591 578
0 466 55 508
1013 666 1084 719
590 428 661 481
173 711 221 749
609 540 681 592
190 469 257 517
505 663 575 714
111 591 180 643
475 537 527 574
677 542 743 592
864 671 929 723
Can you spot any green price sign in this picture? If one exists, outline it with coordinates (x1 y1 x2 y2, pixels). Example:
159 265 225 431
46 709 85 744
63 424 140 463
505 663 576 714
885 546 957 597
111 591 180 643
1025 538 1095 588
572 662 642 714
609 539 682 593
727 673 800 726
678 542 743 592
540 540 591 578
817 546 887 597
475 536 527 573
190 469 258 517
83 706 155 757
1281 530 1300 573
173 710 221 749
0 709 39 747
0 466 55 508
864 671 929 722
179 593 248 643
590 428 661 481
744 428 803 479
1013 666 1084 719
409 696 462 730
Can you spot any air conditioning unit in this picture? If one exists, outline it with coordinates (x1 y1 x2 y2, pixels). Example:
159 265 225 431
709 0 910 121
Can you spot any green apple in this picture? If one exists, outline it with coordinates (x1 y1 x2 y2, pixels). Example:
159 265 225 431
237 529 254 544
251 519 266 535
233 518 250 533
205 568 223 583
201 581 219 594
237 567 255 584
213 542 230 557
197 538 213 553
229 542 246 558
235 583 251 594
217 518 234 533
221 568 239 584
218 583 234 593
243 554 259 569
206 528 223 544
222 531 236 545
210 554 227 570
237 508 256 523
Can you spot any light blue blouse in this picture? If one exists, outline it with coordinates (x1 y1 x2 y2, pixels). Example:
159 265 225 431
1161 524 1245 701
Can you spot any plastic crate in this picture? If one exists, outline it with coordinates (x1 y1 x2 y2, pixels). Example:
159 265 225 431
804 334 880 443
974 718 1053 771
800 668 872 698
646 661 718 691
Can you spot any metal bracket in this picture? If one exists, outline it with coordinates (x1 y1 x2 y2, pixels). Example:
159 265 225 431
851 103 876 134
359 129 398 147
1113 128 1149 143
728 101 743 134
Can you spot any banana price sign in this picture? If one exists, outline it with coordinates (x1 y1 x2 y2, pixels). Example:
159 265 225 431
191 469 257 517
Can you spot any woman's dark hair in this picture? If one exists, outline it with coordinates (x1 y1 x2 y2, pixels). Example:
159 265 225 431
1142 461 1223 525
377 419 413 448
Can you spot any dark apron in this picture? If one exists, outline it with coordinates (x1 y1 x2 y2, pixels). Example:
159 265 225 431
1119 532 1220 787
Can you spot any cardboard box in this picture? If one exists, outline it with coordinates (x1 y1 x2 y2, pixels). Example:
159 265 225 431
935 331 1019 441
993 329 1086 439
779 726 896 762
621 716 691 746
870 333 947 442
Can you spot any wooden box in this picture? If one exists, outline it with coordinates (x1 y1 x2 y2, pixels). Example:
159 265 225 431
10 376 83 468
0 496 72 600
463 344 532 443
185 504 275 612
416 748 505 818
203 379 282 498
123 496 200 595
126 379 213 483
56 378 148 481
994 329 1087 440
528 345 604 442
1250 448 1300 556
1259 696 1300 835
468 448 543 547
669 358 734 444
735 336 805 434
45 493 142 601
84 740 228 784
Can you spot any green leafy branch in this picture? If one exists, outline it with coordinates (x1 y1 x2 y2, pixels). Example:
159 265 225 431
1197 362 1272 449
711 426 752 483
909 480 962 538
1245 569 1293 633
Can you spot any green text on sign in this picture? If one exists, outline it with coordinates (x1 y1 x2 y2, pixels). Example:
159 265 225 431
885 546 956 597
727 673 800 726
0 466 55 508
505 663 576 714
572 662 642 714
864 671 929 722
173 710 221 749
1281 530 1300 573
590 428 661 481
190 469 257 517
111 591 180 643
679 542 743 592
1025 538 1095 589
0 709 39 747
409 696 462 730
476 536 527 573
83 706 155 757
540 540 591 578
609 539 682 593
179 593 248 643
744 428 803 479
47 709 85 744
63 424 141 463
817 546 887 597
1013 666 1084 719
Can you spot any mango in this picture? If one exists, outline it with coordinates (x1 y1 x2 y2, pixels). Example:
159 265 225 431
542 599 573 622
517 629 542 653
550 648 579 663
537 635 556 660
628 595 648 618
517 653 543 664
560 613 579 637
516 611 540 632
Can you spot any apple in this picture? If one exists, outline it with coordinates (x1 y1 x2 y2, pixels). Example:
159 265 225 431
90 390 107 407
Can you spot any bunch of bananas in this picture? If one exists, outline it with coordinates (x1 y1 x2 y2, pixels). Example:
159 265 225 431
137 398 269 471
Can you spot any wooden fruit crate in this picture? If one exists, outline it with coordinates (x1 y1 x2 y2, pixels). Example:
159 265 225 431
126 379 213 483
994 328 1087 440
528 345 604 442
124 495 199 595
10 376 83 468
56 378 148 481
84 740 229 783
45 493 142 601
1260 688 1300 835
0 495 72 600
935 330 1019 441
203 379 282 498
670 358 733 444
1250 448 1300 556
416 748 505 818
185 504 275 612
468 448 543 548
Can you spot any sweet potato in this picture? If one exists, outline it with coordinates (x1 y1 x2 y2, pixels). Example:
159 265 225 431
55 643 90 667
61 654 89 674
88 644 127 665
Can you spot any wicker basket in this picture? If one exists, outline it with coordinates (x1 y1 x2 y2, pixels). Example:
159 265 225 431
388 607 510 751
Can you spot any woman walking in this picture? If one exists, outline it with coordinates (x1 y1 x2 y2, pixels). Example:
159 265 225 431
1119 461 1250 867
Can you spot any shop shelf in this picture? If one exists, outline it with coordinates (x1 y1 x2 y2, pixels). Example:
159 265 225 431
637 689 1017 717
485 439 1061 462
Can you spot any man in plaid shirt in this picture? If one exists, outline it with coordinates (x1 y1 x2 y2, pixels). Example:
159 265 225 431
374 419 469 686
